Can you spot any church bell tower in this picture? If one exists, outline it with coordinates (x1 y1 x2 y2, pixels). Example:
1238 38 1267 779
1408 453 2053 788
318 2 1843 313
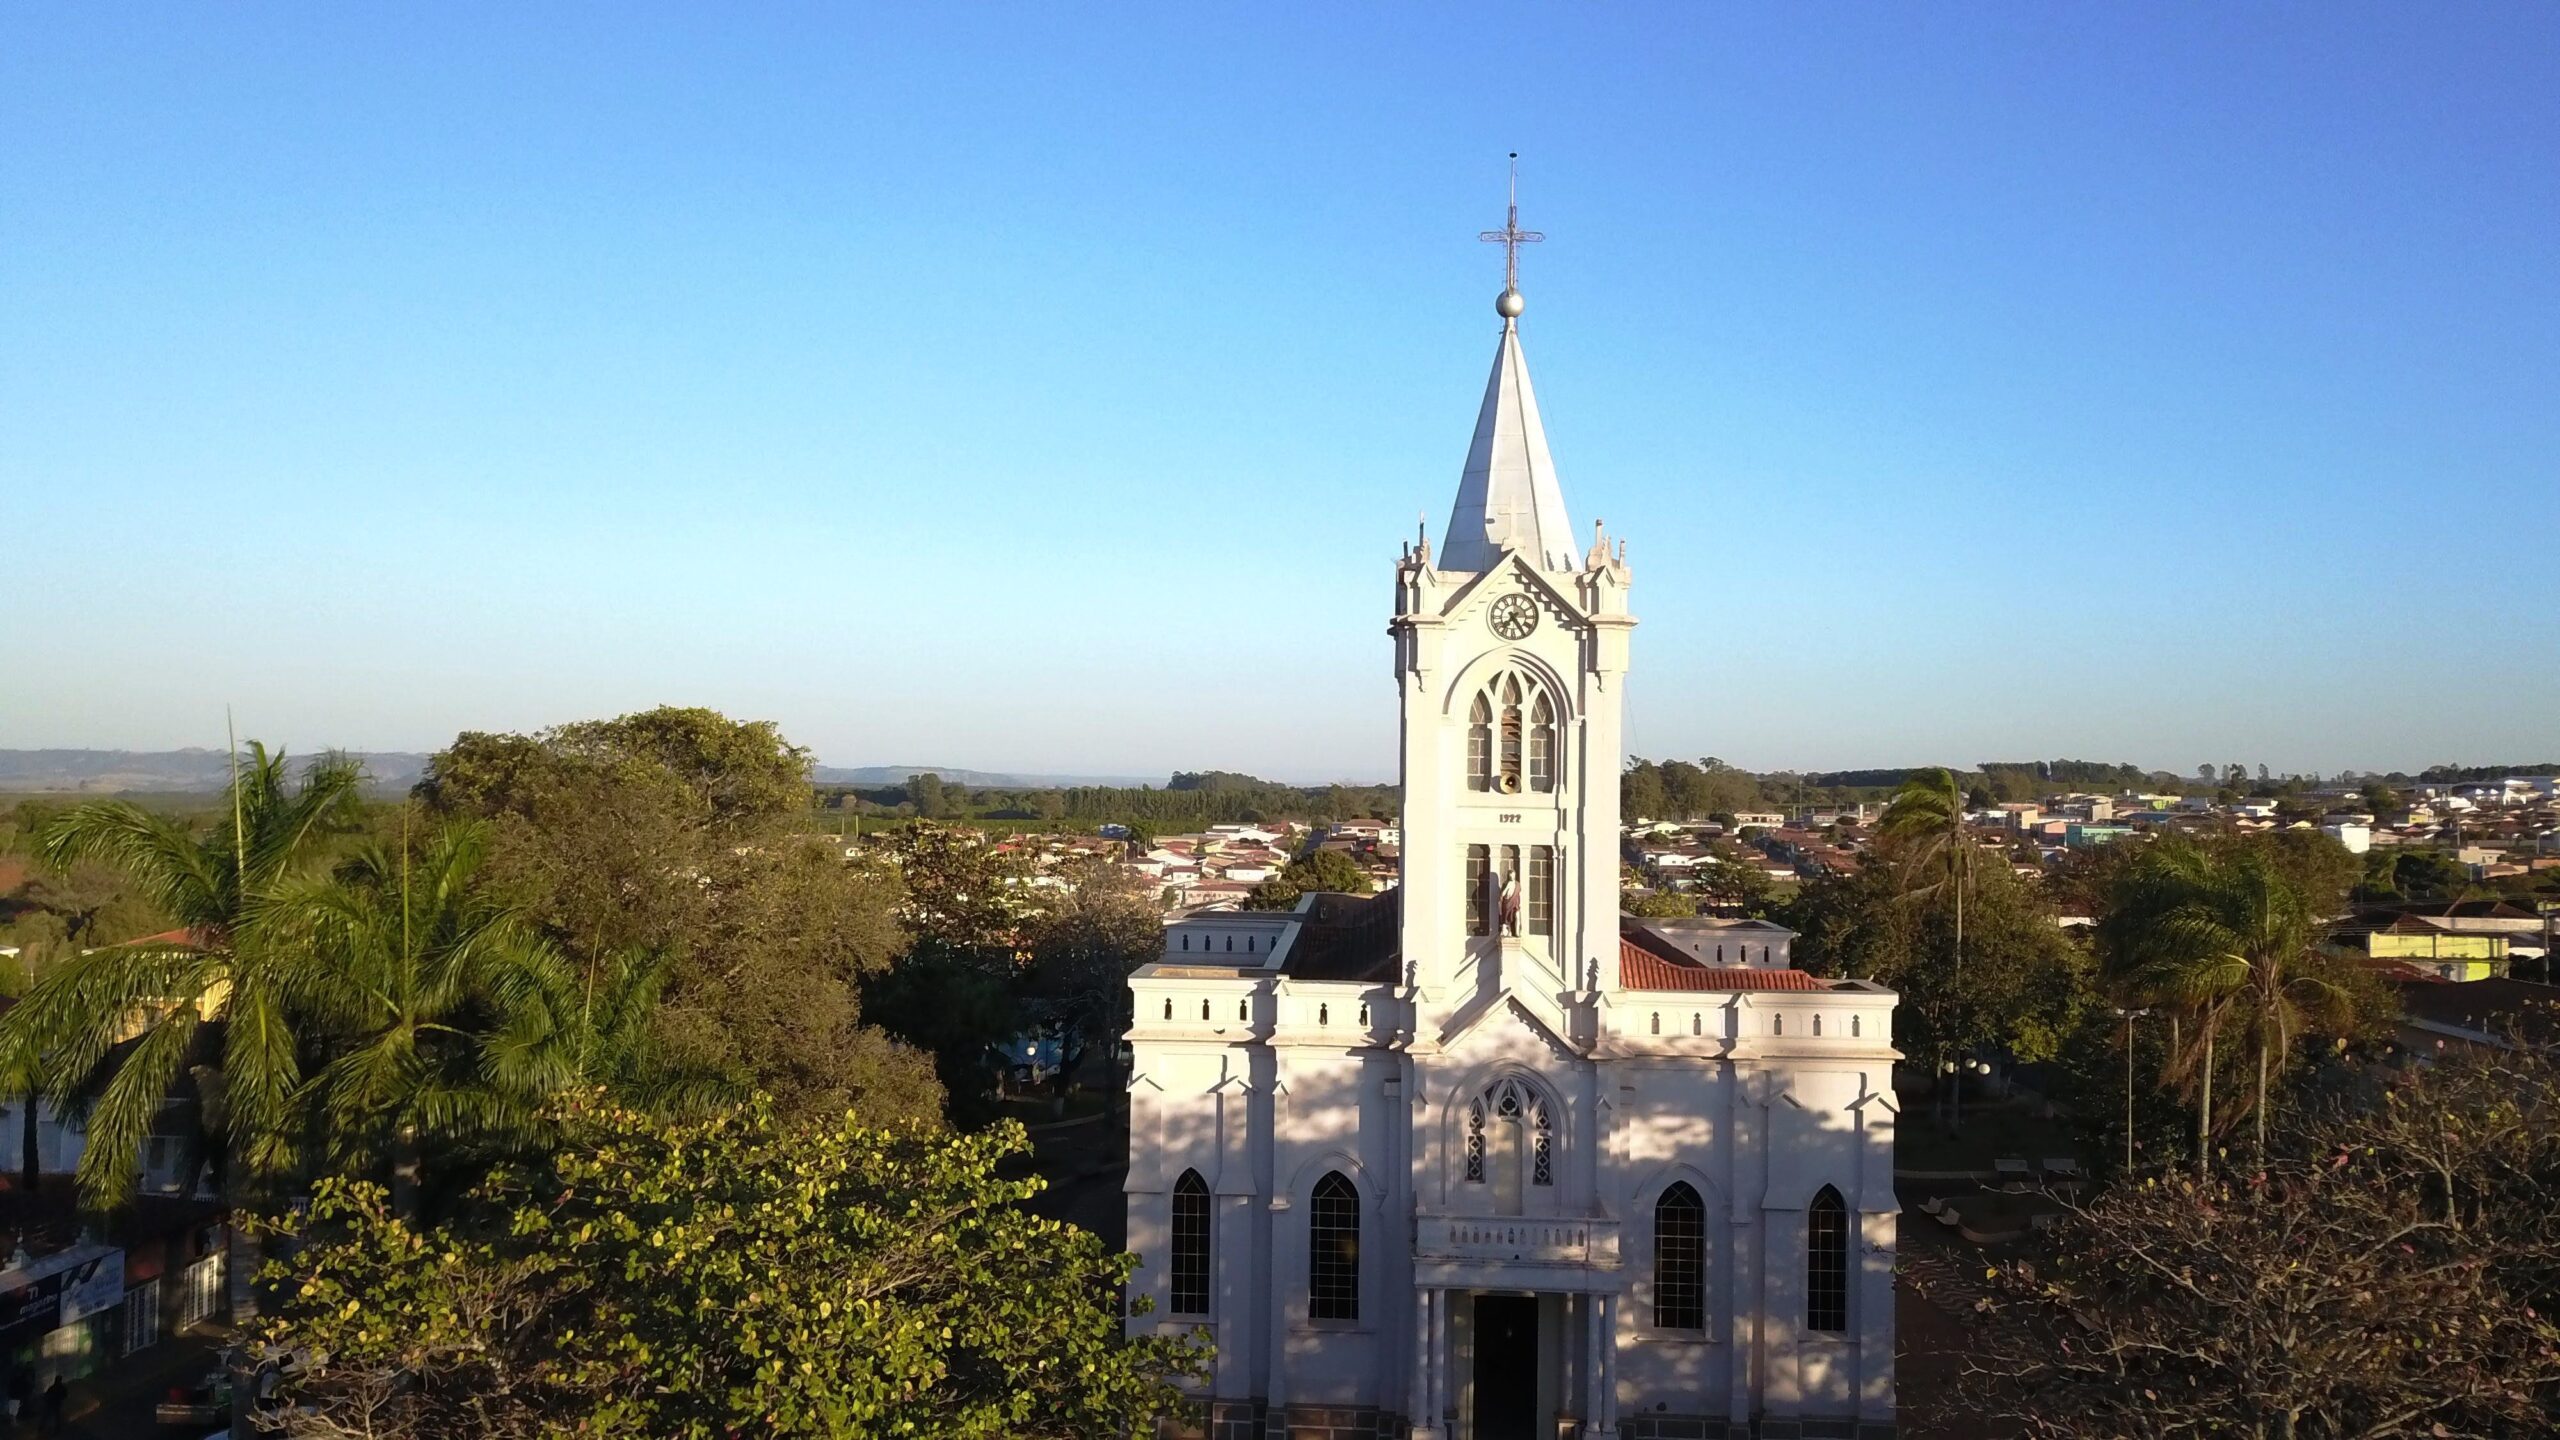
1392 167 1634 1032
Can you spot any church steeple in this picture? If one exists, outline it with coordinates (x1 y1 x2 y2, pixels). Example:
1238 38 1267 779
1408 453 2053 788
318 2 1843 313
1439 160 1578 574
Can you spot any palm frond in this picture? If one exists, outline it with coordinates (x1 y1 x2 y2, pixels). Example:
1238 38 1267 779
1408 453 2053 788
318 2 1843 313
38 803 231 934
70 1009 199 1210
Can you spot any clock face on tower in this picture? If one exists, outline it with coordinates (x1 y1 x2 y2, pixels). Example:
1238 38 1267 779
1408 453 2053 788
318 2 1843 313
1488 593 1539 641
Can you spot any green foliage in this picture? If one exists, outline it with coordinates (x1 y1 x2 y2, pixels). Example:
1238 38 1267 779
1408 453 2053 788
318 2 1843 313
2354 846 2473 904
1022 857 1162 1059
908 770 950 819
1621 888 1698 919
861 950 1018 1129
871 823 1037 956
421 711 940 1129
1620 757 1760 820
276 819 602 1205
252 1100 1206 1439
2098 835 2364 1163
1693 856 1778 913
418 707 811 836
1787 860 2093 1068
0 744 365 1208
820 771 1394 832
1244 848 1373 910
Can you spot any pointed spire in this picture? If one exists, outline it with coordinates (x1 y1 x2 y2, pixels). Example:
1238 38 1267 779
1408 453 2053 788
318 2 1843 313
1442 157 1575 573
1439 318 1577 571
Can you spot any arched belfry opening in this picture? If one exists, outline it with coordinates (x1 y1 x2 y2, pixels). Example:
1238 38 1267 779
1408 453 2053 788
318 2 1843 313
1463 667 1563 796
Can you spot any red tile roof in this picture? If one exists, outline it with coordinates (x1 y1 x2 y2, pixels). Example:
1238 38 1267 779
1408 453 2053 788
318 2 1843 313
120 927 214 949
1619 939 1825 992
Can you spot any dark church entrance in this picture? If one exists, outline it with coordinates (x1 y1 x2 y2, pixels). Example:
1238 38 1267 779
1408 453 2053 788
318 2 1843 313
1471 1293 1539 1440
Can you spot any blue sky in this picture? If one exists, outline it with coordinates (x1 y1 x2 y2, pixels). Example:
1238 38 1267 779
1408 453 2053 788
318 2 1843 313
5 6 2554 783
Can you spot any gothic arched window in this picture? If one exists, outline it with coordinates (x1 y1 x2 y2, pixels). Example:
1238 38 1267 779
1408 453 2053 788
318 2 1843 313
1654 1182 1706 1331
1309 1172 1361 1321
1170 1170 1210 1316
1463 1079 1552 1208
1808 1185 1849 1334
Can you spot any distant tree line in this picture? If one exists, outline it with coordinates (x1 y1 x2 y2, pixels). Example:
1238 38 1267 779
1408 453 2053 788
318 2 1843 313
818 770 1396 830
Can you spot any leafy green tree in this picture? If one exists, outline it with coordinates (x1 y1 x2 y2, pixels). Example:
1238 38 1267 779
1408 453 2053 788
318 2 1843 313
861 949 1017 1128
1243 848 1373 910
1695 856 1777 914
1790 860 2092 1100
1024 856 1161 1065
2247 829 2360 919
251 1100 1206 1439
421 711 939 1128
909 771 949 819
1621 889 1697 919
2355 847 2472 904
420 708 811 838
1620 761 1667 821
876 823 1038 957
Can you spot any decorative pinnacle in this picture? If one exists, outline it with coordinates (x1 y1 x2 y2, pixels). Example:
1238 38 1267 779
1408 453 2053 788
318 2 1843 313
1478 152 1543 317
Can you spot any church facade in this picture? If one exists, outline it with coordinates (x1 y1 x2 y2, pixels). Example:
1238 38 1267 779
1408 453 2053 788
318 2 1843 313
1124 238 1899 1440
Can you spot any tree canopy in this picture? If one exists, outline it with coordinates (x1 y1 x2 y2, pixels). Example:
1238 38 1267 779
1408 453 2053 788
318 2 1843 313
1243 847 1373 910
252 1099 1206 1439
1938 1042 2560 1439
418 707 940 1128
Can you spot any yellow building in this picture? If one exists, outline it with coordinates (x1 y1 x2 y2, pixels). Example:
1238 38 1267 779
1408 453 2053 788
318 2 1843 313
2361 915 2509 982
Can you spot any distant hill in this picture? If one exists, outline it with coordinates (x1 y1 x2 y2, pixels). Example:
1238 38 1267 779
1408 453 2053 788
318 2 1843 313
0 752 1161 796
0 748 432 794
812 764 1158 790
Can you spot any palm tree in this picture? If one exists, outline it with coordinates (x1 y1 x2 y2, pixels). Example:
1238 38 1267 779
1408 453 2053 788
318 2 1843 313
1879 767 1982 1129
0 743 361 1317
2105 838 2347 1171
278 818 583 1215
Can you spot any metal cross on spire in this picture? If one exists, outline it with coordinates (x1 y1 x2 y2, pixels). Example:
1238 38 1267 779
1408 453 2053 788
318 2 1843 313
1478 152 1544 294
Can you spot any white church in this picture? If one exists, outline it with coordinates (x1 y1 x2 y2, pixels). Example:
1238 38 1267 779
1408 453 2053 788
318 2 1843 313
1125 198 1900 1440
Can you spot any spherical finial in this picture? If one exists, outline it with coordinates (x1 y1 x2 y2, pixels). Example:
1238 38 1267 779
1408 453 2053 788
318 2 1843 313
1496 287 1526 319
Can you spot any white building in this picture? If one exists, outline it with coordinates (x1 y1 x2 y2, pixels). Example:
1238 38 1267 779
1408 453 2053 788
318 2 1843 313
1124 231 1900 1440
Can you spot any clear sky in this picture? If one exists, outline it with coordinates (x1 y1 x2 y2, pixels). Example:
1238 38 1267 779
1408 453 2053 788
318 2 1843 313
5 6 2555 784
